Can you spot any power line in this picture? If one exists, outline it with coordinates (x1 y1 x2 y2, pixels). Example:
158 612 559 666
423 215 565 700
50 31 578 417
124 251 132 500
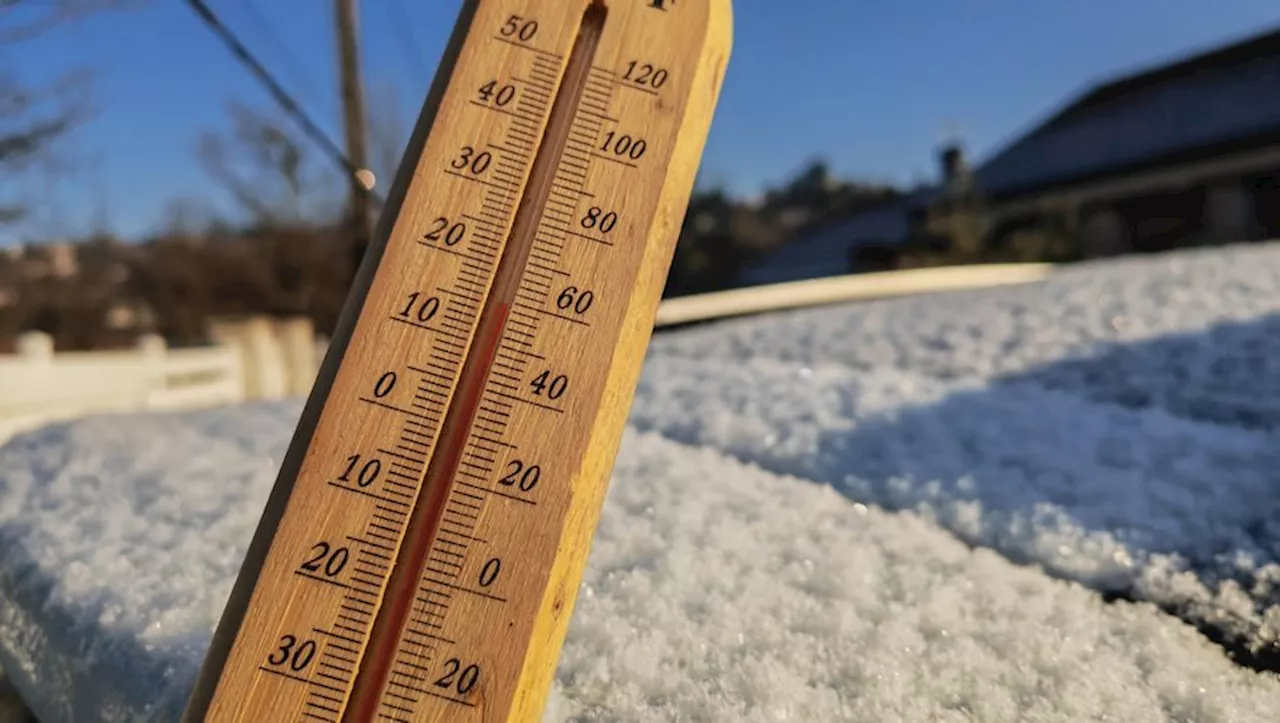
182 0 385 209
235 0 326 107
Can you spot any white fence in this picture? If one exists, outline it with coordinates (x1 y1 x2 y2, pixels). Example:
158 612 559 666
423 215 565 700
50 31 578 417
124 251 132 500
0 316 325 444
0 264 1054 445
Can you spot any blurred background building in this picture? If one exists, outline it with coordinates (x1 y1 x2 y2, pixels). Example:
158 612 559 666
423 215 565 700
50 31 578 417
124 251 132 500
739 26 1280 286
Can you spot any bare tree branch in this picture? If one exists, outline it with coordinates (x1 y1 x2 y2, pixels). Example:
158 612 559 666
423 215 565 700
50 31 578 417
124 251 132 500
196 131 277 223
0 0 119 44
194 100 343 229
0 69 94 226
0 1 113 230
228 102 304 218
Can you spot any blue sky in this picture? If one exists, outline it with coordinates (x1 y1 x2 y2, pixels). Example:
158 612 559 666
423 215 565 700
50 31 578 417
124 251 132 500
10 0 1280 245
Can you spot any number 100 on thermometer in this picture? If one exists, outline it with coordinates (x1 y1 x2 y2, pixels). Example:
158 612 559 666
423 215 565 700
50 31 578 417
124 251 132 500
183 1 732 721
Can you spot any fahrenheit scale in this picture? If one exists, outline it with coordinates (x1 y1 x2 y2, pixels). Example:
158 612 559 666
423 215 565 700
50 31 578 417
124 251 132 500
182 1 732 721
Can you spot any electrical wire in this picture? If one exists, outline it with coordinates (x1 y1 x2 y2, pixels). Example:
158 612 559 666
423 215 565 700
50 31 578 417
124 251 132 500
235 0 327 107
182 0 385 209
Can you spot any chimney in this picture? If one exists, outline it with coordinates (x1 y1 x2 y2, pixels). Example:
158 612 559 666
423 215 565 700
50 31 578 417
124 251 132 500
939 144 967 185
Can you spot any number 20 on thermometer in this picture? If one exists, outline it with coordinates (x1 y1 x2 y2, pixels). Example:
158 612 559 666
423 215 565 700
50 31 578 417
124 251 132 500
182 0 732 721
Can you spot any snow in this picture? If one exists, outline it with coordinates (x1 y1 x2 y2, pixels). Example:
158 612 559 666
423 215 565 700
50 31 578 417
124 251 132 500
629 357 1280 656
641 243 1280 654
2 242 1280 720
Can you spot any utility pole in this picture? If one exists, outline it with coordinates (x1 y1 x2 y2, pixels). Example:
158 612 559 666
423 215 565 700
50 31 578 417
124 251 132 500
335 0 373 279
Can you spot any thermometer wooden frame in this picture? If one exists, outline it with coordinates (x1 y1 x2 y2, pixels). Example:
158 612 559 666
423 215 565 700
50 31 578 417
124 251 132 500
183 1 731 720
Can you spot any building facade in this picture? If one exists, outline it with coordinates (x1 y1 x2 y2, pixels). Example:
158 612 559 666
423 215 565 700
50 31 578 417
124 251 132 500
738 25 1280 285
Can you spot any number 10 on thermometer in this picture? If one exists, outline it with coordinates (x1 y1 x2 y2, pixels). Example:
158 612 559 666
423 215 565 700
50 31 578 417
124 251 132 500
183 1 732 721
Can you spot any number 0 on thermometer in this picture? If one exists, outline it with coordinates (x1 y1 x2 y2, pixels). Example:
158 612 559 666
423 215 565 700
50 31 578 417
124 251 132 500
182 1 732 721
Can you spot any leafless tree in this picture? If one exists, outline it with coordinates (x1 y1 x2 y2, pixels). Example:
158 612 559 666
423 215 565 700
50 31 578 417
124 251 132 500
0 1 122 230
197 101 346 228
160 196 220 239
0 0 120 42
198 102 300 226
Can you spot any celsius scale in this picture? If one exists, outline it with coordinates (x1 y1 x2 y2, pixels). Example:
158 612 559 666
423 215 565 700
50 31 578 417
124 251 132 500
183 0 731 720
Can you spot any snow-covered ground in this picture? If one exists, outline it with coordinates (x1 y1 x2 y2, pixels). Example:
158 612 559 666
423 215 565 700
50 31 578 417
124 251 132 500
2 242 1280 721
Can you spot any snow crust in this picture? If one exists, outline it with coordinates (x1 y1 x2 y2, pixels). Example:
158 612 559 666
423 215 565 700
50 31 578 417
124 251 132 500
2 242 1280 720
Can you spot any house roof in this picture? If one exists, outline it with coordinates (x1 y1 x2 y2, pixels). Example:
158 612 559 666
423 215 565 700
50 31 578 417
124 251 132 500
736 191 936 286
743 27 1280 286
774 199 914 255
975 26 1280 198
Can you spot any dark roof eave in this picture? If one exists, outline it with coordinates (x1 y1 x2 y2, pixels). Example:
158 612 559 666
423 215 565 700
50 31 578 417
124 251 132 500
1039 27 1280 133
978 126 1280 204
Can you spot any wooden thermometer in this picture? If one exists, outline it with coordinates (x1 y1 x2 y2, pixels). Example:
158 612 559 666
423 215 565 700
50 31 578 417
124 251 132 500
182 0 731 720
